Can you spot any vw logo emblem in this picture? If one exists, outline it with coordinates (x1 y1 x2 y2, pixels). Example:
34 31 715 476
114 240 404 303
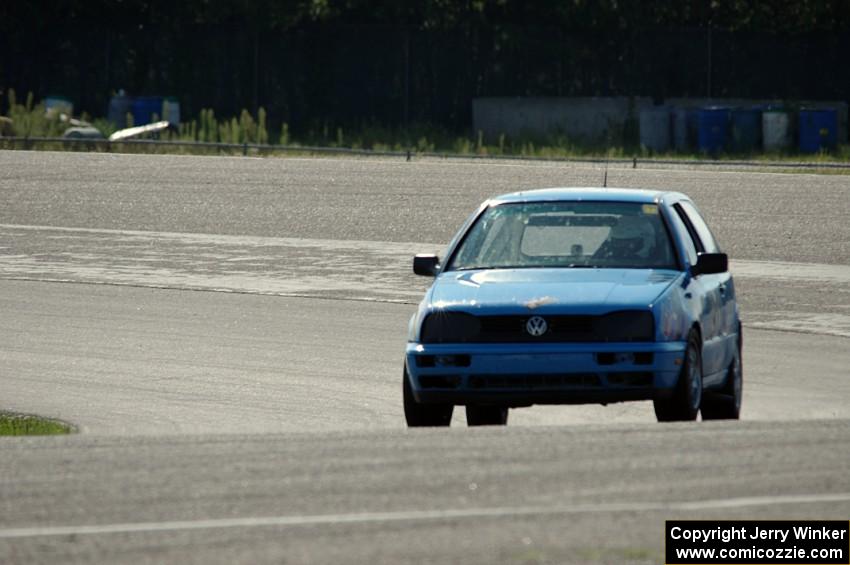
525 316 548 337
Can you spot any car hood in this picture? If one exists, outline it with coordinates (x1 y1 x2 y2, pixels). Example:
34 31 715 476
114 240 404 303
428 268 681 314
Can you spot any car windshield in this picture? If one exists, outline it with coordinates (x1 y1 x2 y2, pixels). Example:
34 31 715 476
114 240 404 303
448 201 678 271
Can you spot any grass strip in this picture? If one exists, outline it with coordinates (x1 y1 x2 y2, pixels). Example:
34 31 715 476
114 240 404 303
0 412 74 436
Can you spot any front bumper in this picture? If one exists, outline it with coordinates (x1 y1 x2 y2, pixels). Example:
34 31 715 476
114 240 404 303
405 341 687 406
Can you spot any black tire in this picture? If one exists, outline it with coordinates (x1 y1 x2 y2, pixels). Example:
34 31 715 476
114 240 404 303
403 368 453 427
701 329 743 420
654 330 702 422
465 405 509 426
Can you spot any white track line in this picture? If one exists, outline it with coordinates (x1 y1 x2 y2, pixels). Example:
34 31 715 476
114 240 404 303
2 493 849 539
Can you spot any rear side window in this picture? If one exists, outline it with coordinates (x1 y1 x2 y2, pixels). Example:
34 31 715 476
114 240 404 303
677 201 720 253
667 207 699 266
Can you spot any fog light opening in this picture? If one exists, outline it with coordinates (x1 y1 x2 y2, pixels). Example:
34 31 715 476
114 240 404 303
434 354 470 368
597 352 652 366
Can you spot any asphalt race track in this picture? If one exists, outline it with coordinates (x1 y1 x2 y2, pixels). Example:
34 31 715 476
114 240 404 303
1 151 849 563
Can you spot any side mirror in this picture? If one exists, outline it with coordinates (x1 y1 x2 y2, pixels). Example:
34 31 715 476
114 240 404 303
413 254 440 277
693 252 728 276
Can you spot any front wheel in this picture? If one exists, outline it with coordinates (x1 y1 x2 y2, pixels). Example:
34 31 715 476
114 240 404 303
654 330 702 422
466 405 509 426
403 368 453 427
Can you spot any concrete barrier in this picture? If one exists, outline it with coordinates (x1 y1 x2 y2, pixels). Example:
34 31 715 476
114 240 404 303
472 97 652 144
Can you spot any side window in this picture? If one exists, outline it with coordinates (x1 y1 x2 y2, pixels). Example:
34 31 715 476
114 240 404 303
679 201 720 253
668 206 699 266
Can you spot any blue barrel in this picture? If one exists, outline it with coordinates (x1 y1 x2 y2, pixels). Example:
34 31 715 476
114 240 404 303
697 107 730 154
108 95 133 127
730 108 762 153
686 109 699 149
672 108 687 150
131 96 164 126
672 108 700 151
799 108 837 153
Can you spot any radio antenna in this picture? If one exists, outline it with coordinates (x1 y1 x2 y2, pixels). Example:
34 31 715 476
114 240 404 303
602 156 609 188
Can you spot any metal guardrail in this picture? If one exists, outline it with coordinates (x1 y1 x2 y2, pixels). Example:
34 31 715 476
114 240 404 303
2 136 850 170
0 136 409 159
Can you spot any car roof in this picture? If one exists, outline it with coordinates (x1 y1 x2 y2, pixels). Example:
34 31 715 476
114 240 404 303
489 187 687 205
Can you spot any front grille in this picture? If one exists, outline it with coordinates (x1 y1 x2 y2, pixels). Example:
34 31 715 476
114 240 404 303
421 311 654 344
479 315 598 342
469 373 600 389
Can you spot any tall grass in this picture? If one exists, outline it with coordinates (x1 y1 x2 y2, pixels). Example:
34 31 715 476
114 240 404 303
2 89 65 137
169 106 270 144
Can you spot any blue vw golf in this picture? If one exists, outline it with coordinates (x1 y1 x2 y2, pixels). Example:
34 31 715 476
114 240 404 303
404 188 742 426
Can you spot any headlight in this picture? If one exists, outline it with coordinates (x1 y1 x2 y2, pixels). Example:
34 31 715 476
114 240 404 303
420 312 480 344
592 310 654 342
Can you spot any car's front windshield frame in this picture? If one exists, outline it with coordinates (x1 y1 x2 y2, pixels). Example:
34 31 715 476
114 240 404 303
444 200 680 272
